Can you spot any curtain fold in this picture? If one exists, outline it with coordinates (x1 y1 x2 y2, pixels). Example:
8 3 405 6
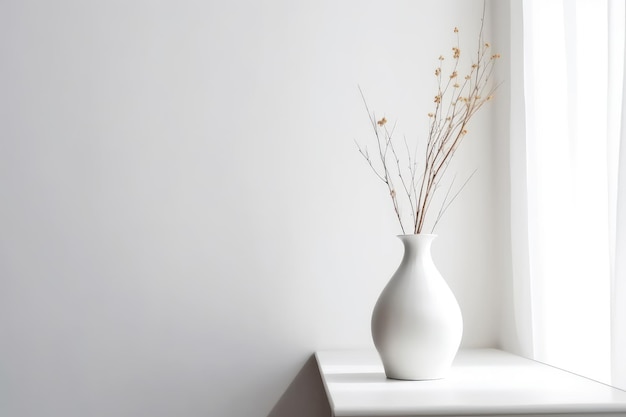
614 83 626 388
610 0 626 392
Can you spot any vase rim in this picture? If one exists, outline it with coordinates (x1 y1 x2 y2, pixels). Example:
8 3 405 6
397 234 438 244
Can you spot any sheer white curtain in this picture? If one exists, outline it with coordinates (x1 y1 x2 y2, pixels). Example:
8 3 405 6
612 0 626 389
511 0 626 388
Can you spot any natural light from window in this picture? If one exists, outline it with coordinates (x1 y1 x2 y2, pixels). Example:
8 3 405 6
522 0 625 385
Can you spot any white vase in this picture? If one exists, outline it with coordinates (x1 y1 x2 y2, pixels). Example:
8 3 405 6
371 234 463 380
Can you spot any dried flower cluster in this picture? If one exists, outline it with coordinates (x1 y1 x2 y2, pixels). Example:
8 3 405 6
356 17 500 234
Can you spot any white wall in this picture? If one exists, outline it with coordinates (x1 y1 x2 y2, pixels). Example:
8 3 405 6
0 1 506 416
489 0 530 357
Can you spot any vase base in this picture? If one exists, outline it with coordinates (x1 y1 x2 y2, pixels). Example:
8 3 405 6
384 373 446 381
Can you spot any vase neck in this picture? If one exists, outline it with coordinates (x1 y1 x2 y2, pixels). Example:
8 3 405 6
398 234 436 260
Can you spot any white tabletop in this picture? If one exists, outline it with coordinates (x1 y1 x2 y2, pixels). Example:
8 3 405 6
315 348 626 417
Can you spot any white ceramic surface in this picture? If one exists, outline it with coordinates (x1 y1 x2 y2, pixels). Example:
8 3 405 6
371 234 463 380
315 349 626 417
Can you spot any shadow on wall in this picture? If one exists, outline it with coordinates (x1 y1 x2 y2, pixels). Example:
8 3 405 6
267 355 331 417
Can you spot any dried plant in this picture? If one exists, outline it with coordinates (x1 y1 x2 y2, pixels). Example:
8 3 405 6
355 15 500 234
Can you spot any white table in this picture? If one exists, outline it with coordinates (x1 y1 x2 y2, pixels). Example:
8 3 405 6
315 349 626 417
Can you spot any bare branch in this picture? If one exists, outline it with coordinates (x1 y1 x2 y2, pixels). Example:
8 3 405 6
355 6 499 234
431 169 477 232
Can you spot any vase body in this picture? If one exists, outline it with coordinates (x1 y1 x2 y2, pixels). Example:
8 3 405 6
371 234 463 380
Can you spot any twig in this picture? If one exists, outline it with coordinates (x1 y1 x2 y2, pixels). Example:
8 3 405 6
355 11 499 234
431 169 477 232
